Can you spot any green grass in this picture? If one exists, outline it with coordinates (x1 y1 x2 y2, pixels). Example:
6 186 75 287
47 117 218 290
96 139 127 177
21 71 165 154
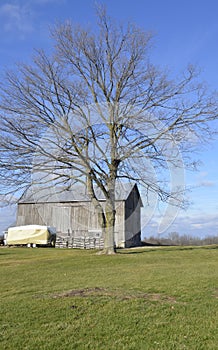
0 246 218 349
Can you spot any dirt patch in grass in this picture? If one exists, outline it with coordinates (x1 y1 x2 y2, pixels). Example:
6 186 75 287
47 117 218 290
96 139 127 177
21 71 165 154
52 287 177 304
212 288 218 298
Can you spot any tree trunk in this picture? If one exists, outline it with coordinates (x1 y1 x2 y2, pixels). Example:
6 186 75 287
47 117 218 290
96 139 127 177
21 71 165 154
100 200 116 254
86 174 116 254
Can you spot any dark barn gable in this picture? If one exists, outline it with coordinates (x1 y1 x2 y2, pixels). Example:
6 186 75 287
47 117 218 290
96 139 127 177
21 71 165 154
16 183 143 249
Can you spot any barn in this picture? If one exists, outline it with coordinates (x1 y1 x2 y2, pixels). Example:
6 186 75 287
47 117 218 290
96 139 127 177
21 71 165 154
16 182 143 249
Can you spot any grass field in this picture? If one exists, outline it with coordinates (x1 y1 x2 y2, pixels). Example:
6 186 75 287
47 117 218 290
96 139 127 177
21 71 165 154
0 245 218 349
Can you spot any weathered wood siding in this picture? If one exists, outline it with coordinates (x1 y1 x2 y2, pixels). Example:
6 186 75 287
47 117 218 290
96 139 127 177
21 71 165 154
17 200 126 247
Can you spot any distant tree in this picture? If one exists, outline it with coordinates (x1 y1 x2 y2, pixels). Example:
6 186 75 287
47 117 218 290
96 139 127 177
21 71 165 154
167 232 181 245
0 6 218 253
144 232 218 246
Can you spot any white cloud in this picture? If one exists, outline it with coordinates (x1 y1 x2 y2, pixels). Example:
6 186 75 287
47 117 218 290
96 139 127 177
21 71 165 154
191 223 204 229
0 0 65 38
143 209 218 239
198 180 216 187
0 3 34 36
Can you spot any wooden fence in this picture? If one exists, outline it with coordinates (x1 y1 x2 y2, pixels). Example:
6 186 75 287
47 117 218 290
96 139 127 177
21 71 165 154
55 231 104 250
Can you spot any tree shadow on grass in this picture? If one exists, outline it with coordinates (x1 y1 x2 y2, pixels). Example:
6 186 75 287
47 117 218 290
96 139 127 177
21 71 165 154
0 250 13 255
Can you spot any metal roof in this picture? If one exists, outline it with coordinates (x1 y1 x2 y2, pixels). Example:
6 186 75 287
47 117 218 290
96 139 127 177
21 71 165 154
19 182 141 204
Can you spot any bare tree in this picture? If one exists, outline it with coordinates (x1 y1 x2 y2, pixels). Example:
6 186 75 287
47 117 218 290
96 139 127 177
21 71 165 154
0 7 217 253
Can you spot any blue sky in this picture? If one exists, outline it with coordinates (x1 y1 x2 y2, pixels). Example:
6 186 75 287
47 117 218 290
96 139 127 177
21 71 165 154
0 0 218 239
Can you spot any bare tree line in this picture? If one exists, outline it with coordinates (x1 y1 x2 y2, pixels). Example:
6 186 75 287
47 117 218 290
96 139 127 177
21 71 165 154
143 232 218 246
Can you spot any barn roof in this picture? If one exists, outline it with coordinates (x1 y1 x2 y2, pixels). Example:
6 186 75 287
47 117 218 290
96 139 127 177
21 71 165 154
19 182 142 204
